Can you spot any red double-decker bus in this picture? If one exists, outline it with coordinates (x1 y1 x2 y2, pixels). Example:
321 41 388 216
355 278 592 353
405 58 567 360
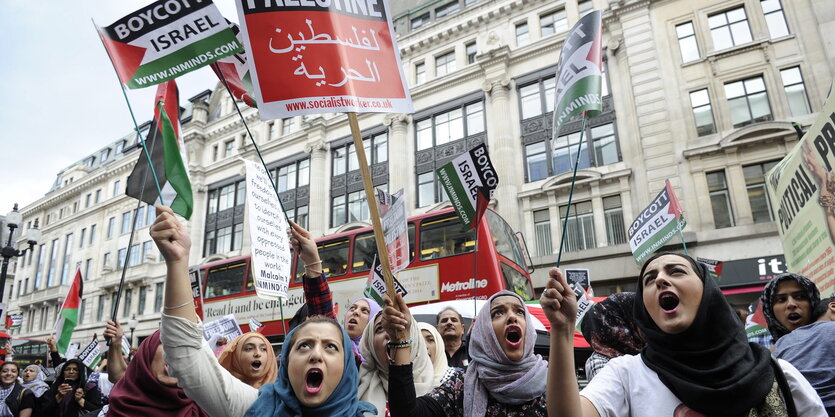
194 207 535 340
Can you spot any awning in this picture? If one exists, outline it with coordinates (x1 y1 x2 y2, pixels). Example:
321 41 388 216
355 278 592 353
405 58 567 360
721 285 765 295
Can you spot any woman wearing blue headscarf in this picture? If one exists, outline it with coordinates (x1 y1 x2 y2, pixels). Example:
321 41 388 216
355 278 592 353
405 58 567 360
153 205 376 417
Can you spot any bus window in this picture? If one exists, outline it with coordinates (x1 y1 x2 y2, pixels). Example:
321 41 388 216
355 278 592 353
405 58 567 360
352 225 417 273
319 239 349 277
486 211 526 269
501 263 535 301
246 266 254 291
419 216 475 261
205 261 248 299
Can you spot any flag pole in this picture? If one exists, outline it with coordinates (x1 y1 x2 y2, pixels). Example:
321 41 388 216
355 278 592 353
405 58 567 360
555 115 589 268
216 71 288 335
471 191 483 318
105 118 161 346
92 19 166 206
677 220 689 256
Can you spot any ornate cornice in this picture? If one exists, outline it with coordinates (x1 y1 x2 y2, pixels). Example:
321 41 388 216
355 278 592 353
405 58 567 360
383 113 411 127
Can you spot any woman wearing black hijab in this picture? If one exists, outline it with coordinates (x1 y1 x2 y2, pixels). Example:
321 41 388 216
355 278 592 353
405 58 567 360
40 359 103 417
541 253 826 417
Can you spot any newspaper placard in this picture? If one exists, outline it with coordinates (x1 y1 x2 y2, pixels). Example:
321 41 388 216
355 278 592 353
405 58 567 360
765 82 835 297
97 0 243 88
189 265 205 320
203 314 244 342
78 338 102 370
244 159 291 299
234 0 413 119
379 189 410 274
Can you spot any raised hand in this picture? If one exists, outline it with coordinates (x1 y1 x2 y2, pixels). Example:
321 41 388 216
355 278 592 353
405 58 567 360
103 321 124 341
381 293 412 343
540 267 578 334
149 206 191 264
289 220 321 275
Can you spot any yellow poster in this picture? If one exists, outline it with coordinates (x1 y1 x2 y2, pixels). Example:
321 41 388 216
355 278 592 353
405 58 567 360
766 81 835 297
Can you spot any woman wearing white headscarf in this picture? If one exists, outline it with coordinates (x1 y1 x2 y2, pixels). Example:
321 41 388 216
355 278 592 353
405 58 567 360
20 365 49 398
416 322 453 387
358 311 434 416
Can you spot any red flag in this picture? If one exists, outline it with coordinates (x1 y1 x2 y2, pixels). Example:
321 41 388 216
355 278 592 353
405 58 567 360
665 179 684 219
4 315 11 330
469 187 489 230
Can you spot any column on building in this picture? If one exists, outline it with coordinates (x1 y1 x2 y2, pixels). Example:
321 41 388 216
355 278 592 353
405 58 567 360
304 117 330 236
384 114 411 197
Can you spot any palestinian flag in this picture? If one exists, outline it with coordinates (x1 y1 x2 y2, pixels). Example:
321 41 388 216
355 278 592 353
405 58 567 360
697 257 724 279
95 0 242 89
745 300 770 338
552 10 603 137
210 22 257 108
54 268 84 354
126 80 194 219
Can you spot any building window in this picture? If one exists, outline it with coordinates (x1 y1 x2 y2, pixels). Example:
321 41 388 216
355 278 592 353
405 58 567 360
540 9 567 37
761 0 789 38
269 121 279 140
411 12 430 30
330 129 388 228
744 161 779 224
283 117 297 135
204 180 246 256
97 295 106 322
416 103 483 151
34 245 45 290
85 194 91 208
78 299 86 324
435 1 459 19
560 201 596 252
106 217 116 239
89 224 97 245
79 228 86 249
135 206 145 229
154 282 164 312
224 140 235 158
578 0 593 17
84 258 92 280
676 22 700 63
533 209 552 256
417 172 450 208
591 124 618 167
603 195 627 245
516 22 530 46
526 122 620 181
101 149 110 163
103 252 111 269
415 62 426 85
707 170 735 228
276 159 310 193
60 233 73 285
708 7 752 50
123 288 132 317
95 189 102 204
138 286 147 315
142 241 154 261
525 142 549 182
725 76 772 127
466 42 477 64
117 248 127 270
435 51 456 77
519 77 556 120
780 67 811 116
689 89 716 136
112 180 121 197
121 211 132 234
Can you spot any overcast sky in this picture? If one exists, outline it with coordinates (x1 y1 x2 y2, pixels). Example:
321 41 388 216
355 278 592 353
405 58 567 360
0 0 241 219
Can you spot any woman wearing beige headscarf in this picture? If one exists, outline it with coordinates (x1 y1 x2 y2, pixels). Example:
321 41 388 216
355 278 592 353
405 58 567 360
217 332 278 389
358 311 434 416
417 322 453 387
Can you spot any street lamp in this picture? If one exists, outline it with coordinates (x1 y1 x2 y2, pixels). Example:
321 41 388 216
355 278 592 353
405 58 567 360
0 204 40 303
128 315 138 348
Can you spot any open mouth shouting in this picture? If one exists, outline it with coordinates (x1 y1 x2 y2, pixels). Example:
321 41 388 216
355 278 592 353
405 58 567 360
251 360 263 373
305 368 324 394
346 317 359 330
659 291 680 314
505 324 523 349
785 312 804 326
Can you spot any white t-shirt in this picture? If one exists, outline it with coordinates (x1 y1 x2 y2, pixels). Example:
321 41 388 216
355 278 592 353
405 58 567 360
580 354 826 417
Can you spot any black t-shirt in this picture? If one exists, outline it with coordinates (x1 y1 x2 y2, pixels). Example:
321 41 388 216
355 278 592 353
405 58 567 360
446 338 470 369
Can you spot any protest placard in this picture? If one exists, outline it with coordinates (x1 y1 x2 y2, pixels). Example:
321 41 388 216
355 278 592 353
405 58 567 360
78 338 103 370
244 159 291 299
379 189 409 274
65 343 80 360
234 0 412 119
565 268 591 299
203 314 244 342
628 179 686 264
363 257 407 307
436 143 498 229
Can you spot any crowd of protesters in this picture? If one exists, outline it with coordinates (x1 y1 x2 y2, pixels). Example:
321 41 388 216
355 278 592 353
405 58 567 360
5 206 832 416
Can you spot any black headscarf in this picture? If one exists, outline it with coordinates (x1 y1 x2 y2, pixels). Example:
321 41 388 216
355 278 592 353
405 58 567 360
760 273 821 341
580 292 643 358
50 358 89 416
634 252 775 417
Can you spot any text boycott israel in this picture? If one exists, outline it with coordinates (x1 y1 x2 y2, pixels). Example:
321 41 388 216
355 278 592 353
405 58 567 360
628 180 686 264
98 0 242 88
436 143 499 229
234 0 413 119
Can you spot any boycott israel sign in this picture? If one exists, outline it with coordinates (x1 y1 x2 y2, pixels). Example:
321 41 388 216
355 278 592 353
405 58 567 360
78 338 102 370
97 0 242 88
379 188 409 274
364 257 407 307
765 82 835 297
436 144 498 229
244 160 291 299
234 0 412 119
628 180 686 264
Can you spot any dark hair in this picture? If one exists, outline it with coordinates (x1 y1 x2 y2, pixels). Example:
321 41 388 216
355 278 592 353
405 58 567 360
813 296 834 320
638 252 703 283
288 303 312 331
287 315 342 348
436 306 463 325
1 362 19 374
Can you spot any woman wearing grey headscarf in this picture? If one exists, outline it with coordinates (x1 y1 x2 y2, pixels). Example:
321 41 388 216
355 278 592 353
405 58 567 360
20 365 49 398
382 290 548 417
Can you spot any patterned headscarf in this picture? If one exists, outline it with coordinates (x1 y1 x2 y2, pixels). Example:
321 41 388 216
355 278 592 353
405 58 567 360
580 292 643 358
21 365 50 397
760 273 821 341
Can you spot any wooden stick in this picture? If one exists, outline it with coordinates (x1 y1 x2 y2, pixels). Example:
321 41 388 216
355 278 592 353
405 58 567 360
347 113 398 298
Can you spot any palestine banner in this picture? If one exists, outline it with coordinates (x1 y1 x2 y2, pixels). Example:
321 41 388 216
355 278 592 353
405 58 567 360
126 80 194 219
96 0 243 89
6 313 22 330
628 180 686 264
211 21 257 107
436 143 498 229
552 10 603 137
765 81 835 297
54 268 84 355
697 257 724 280
234 0 413 119
745 300 770 338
